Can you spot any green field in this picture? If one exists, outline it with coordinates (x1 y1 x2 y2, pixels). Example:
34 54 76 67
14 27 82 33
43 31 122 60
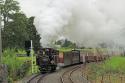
88 56 125 75
85 56 125 82
103 56 125 73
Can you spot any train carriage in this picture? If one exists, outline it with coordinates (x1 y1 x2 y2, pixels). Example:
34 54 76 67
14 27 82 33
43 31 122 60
58 50 81 67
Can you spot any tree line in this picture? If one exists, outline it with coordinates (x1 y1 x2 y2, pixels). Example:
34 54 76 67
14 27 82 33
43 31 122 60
55 39 76 48
0 0 41 51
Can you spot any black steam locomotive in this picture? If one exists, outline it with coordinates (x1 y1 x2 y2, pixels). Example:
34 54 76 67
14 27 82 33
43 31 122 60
36 48 59 73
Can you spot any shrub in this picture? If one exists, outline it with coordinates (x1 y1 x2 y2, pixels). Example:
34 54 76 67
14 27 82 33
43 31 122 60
2 49 31 82
16 61 31 79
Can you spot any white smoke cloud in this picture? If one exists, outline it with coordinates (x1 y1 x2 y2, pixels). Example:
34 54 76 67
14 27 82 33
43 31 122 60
19 0 125 48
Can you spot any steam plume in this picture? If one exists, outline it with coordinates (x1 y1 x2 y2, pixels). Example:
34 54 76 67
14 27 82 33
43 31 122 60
19 0 125 48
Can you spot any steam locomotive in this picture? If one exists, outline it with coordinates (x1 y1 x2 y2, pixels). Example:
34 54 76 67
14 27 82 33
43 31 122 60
36 48 59 73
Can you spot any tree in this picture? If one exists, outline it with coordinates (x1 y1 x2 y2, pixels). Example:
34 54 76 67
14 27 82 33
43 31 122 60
56 39 76 48
26 17 41 52
0 0 20 49
0 0 41 50
2 13 41 50
2 13 29 49
0 0 19 28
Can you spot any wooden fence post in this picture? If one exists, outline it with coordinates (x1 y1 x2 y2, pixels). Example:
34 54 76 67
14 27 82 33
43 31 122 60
87 75 88 80
95 77 96 83
101 75 104 83
109 74 111 83
120 76 123 83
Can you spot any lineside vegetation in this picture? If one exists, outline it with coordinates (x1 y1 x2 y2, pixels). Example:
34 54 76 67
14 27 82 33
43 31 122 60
84 56 125 82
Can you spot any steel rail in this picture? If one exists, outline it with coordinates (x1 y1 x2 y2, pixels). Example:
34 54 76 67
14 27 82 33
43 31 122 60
37 74 48 83
27 74 41 83
60 66 80 83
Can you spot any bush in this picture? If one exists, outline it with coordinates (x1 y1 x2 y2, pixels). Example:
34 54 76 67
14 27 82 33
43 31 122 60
2 49 31 82
16 61 31 79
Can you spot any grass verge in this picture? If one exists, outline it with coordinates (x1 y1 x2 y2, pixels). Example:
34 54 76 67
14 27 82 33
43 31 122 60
84 56 125 82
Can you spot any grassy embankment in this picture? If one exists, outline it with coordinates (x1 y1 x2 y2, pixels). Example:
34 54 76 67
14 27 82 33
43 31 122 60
85 56 125 83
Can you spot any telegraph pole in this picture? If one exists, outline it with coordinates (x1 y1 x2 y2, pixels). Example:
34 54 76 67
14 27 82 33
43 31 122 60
0 13 7 83
0 14 2 63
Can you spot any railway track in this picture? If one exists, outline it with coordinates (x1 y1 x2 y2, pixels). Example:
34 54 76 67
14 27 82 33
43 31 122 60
27 73 48 83
60 66 80 83
37 74 49 83
27 64 87 83
27 74 40 83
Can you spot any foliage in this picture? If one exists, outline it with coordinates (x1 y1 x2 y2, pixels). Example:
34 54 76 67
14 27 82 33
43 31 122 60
87 56 125 79
2 13 29 49
0 0 41 50
102 56 125 73
26 17 41 52
0 0 41 82
16 49 26 54
55 39 76 48
2 49 31 82
58 47 73 52
0 0 20 27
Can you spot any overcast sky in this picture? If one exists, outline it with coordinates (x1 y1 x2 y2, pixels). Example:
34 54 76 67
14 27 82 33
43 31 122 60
18 0 125 48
